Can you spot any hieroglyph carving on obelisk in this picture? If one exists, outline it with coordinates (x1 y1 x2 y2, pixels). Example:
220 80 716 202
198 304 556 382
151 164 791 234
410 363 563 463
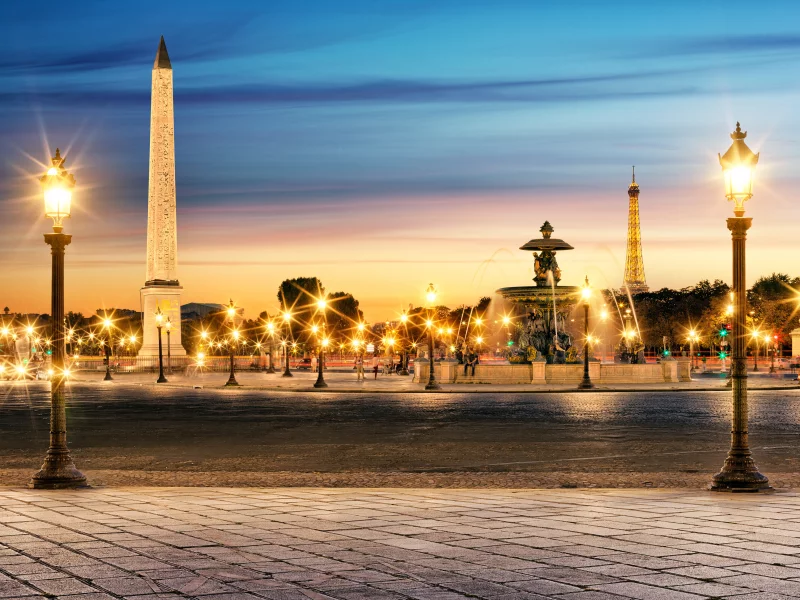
140 37 185 356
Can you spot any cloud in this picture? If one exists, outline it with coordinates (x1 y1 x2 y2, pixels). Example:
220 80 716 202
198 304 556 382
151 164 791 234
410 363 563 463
637 34 800 58
0 68 703 110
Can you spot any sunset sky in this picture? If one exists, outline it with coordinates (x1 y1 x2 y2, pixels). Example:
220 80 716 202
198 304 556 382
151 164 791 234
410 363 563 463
2 0 800 321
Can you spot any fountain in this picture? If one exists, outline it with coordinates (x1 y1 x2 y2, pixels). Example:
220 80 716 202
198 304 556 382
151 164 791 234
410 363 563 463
496 221 579 363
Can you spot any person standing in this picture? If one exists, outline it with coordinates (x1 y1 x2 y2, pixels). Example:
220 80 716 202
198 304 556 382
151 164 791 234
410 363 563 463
355 353 365 382
372 353 380 379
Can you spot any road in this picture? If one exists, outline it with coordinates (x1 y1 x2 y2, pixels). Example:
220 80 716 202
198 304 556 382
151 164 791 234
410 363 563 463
2 382 800 487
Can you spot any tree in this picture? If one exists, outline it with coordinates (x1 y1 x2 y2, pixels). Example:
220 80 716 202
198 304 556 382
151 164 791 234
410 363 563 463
277 277 325 341
326 292 364 339
748 273 800 342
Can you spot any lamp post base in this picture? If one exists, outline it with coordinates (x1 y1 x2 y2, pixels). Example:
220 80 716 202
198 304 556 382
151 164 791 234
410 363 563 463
282 370 293 378
156 375 168 383
225 376 240 387
31 454 87 490
103 369 113 381
313 380 328 388
267 366 276 374
577 378 594 390
425 380 441 391
711 453 772 492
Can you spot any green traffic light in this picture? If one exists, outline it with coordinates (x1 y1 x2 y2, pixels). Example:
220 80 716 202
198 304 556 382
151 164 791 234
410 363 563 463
719 329 728 337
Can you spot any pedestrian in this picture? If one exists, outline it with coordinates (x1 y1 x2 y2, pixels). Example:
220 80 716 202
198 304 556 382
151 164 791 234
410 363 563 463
355 353 364 382
372 354 379 379
311 354 317 373
464 347 478 376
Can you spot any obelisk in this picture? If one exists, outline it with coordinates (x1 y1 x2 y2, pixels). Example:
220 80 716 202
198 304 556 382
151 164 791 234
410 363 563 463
139 37 185 357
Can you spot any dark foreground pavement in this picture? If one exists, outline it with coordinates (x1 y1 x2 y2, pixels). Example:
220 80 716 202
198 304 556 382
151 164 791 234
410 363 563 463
2 383 800 488
3 487 800 599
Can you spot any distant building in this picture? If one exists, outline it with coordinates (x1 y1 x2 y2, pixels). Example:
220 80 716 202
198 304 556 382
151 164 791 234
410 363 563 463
181 303 226 320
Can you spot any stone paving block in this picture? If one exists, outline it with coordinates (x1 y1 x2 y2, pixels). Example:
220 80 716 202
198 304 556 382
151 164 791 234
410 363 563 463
590 581 705 599
28 577 98 595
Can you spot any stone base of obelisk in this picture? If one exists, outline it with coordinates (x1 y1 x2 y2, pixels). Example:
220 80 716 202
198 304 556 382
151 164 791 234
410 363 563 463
139 284 186 357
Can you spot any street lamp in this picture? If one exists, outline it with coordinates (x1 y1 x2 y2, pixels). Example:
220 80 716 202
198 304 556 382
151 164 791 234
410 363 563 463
102 317 114 381
399 310 410 376
766 333 776 374
314 298 328 389
578 276 594 389
225 299 240 386
265 318 276 374
155 307 168 383
31 148 86 489
688 329 699 372
711 122 770 492
751 330 760 372
424 283 440 390
281 311 293 378
165 317 173 375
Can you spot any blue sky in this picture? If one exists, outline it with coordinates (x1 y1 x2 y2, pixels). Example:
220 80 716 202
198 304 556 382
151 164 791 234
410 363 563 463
2 0 800 319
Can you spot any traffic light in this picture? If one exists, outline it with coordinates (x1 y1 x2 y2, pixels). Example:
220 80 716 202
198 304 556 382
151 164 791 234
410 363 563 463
507 340 514 346
663 349 670 356
46 350 52 356
719 328 728 338
719 351 727 359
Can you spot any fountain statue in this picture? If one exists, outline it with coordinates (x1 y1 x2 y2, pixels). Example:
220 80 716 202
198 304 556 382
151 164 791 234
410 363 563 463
497 222 579 364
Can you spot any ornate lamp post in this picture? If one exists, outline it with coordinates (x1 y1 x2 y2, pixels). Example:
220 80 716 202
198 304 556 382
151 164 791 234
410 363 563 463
425 283 440 390
155 307 168 383
165 317 173 375
225 299 240 386
688 330 699 372
751 330 760 372
31 148 86 489
399 311 410 376
313 299 328 388
101 318 114 381
711 122 770 492
578 277 594 389
265 319 276 373
281 311 293 377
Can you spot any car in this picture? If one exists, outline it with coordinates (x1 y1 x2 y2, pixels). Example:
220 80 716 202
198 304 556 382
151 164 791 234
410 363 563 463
297 357 313 370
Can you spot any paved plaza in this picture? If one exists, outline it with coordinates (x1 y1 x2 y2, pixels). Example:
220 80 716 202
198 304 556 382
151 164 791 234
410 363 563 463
4 487 800 599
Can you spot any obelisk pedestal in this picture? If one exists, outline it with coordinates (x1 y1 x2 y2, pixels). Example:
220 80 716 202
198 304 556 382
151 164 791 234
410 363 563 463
139 37 185 357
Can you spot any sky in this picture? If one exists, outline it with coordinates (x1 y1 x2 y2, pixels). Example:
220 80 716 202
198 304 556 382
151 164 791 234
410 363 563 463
2 0 800 321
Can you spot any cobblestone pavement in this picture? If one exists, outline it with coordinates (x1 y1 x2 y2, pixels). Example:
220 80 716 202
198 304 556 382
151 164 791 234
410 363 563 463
4 487 800 599
3 383 800 488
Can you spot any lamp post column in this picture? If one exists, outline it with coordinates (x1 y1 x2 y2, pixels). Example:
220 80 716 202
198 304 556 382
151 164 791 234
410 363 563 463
314 340 328 388
753 339 759 372
156 323 167 383
425 317 439 390
32 233 86 488
712 217 769 491
104 335 113 381
578 280 593 390
769 340 776 373
226 340 239 386
282 342 293 377
267 337 275 373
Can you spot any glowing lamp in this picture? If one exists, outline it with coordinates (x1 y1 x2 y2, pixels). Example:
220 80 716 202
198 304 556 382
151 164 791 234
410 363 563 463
40 149 75 232
719 122 759 217
165 318 172 331
317 298 327 311
155 307 163 327
425 283 437 305
321 337 329 348
502 316 510 326
581 276 591 303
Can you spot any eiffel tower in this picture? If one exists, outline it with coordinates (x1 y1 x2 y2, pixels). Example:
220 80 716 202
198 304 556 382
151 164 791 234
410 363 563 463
623 167 649 294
